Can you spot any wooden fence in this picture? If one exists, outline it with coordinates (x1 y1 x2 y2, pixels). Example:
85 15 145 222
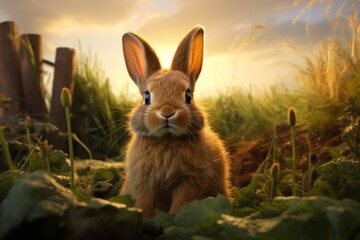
0 20 76 149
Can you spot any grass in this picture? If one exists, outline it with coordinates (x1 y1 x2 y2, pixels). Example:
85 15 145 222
71 50 135 159
202 88 283 143
0 126 15 179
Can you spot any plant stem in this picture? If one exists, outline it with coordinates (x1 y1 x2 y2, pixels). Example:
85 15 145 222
306 137 312 192
45 156 51 172
269 177 274 201
65 106 75 192
0 126 15 179
26 127 32 154
291 125 297 196
272 122 277 164
20 136 42 171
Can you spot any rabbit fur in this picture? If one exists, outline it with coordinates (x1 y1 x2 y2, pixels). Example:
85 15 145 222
120 26 231 217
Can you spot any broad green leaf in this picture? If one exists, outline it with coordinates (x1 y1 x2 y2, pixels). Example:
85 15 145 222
0 171 78 238
216 197 360 240
161 195 232 239
109 194 136 207
174 194 232 228
143 210 174 233
95 168 114 182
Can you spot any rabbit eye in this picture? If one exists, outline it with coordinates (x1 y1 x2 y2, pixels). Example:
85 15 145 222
185 89 192 104
144 91 151 105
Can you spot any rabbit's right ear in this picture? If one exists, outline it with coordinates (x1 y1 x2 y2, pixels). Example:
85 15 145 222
171 26 204 90
122 32 161 89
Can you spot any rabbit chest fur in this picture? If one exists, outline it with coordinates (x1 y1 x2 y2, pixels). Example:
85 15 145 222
122 128 230 215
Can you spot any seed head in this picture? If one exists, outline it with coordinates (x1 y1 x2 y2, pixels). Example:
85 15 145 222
25 116 32 129
288 107 296 127
40 139 52 155
61 88 72 107
270 162 280 180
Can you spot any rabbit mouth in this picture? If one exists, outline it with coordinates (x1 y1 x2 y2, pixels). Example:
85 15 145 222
146 109 191 137
155 121 182 137
161 121 176 131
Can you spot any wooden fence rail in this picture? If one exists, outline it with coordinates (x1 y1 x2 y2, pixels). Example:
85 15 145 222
0 20 76 149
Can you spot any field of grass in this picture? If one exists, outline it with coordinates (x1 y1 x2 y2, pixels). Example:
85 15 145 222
1 0 360 239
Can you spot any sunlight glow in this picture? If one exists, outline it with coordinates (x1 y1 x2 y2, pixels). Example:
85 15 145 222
159 51 173 69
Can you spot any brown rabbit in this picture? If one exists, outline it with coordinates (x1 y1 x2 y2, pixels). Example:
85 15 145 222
120 26 231 217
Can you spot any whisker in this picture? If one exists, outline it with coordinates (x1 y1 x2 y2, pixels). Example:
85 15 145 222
91 126 126 151
93 104 134 111
102 120 128 136
106 129 130 156
207 117 243 127
81 118 126 134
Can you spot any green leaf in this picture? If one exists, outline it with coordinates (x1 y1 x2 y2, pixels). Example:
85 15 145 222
216 197 360 240
86 197 142 239
61 201 142 239
310 160 360 201
143 210 174 233
232 174 263 213
108 194 135 207
48 150 67 170
161 195 232 239
0 180 14 204
174 194 232 228
95 168 114 182
0 171 78 238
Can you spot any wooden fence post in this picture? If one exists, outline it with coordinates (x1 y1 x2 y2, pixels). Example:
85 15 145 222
50 47 76 132
47 47 75 150
0 21 24 117
20 34 47 120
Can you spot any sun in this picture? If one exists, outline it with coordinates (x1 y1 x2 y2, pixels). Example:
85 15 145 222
158 50 173 69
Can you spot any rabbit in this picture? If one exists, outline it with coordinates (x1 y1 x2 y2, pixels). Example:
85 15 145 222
120 25 231 217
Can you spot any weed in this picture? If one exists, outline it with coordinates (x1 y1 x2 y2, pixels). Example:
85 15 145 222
0 126 15 179
61 87 75 192
341 96 360 159
288 107 298 195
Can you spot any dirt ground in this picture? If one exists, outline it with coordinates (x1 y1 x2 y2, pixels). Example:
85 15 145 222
229 123 342 188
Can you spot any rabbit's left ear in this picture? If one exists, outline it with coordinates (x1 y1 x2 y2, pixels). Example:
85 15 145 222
171 26 204 88
122 32 161 90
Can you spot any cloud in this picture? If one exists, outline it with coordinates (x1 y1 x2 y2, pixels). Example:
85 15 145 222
0 0 145 32
0 0 348 95
0 0 339 56
122 0 292 45
127 0 336 59
237 19 334 55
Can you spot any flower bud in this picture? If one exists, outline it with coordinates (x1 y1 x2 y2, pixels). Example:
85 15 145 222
60 88 72 107
25 115 32 129
270 162 280 180
288 107 296 127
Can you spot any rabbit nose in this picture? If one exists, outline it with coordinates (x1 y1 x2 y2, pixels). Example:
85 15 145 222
162 112 175 119
160 105 176 118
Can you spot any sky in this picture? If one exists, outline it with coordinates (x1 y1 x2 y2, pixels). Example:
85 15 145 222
0 0 355 97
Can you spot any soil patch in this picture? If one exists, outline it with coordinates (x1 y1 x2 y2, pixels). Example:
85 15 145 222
230 124 342 188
